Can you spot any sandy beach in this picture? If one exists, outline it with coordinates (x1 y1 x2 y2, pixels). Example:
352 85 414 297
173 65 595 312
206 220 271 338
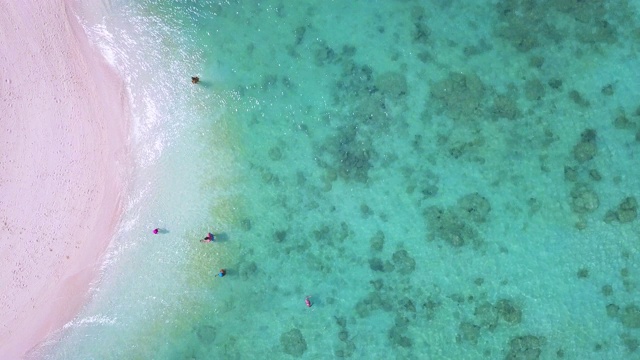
0 0 130 357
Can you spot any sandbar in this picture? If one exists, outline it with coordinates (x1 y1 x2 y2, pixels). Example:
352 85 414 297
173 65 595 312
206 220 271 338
0 0 130 357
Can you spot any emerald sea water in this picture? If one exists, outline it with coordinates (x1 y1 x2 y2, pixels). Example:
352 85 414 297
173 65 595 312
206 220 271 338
39 1 640 359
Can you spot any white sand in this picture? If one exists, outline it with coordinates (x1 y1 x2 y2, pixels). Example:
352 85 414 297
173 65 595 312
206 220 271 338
0 0 130 357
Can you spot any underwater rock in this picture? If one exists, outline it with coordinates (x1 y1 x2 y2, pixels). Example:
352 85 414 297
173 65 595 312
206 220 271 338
524 78 545 101
548 78 563 90
496 299 522 324
569 90 590 108
293 26 306 45
458 192 491 223
621 333 639 353
361 203 373 218
414 168 440 198
464 41 492 57
340 149 372 182
335 60 375 100
553 0 605 24
239 261 258 280
474 301 499 330
398 297 416 314
580 128 597 143
616 197 637 223
314 224 332 243
496 21 539 52
573 140 597 163
338 329 349 342
368 257 394 273
370 230 385 251
528 197 542 214
349 90 387 124
280 328 307 357
370 278 384 291
422 298 441 320
241 218 252 231
410 6 431 44
413 21 431 44
395 314 411 328
589 169 602 181
338 222 351 242
375 72 408 99
621 268 629 277
324 168 338 186
570 184 599 214
391 249 416 275
274 230 287 243
613 114 634 129
607 303 620 317
575 220 587 230
313 41 337 66
430 72 486 120
341 45 356 57
576 18 617 45
576 268 589 278
355 300 370 318
425 206 480 247
421 183 439 198
621 305 640 328
529 55 544 68
261 74 279 91
369 257 385 272
450 293 466 304
388 325 412 348
564 166 578 182
505 335 546 360
355 292 393 318
458 321 481 344
447 138 486 161
195 325 216 344
601 83 614 96
268 146 283 161
334 340 356 358
491 94 521 120
329 125 374 182
494 0 549 52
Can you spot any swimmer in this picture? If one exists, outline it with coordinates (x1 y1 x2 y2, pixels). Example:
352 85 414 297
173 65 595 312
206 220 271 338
200 232 215 243
218 269 226 277
305 296 312 308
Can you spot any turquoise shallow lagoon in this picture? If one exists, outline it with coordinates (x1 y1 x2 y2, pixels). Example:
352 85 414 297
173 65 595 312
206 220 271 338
41 1 640 359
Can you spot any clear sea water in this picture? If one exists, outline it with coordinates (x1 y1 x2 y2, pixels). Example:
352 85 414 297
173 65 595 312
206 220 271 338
37 1 640 359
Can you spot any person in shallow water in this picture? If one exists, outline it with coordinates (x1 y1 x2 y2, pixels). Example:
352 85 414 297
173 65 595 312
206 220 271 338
153 228 159 234
305 296 312 307
200 232 215 243
218 269 226 277
191 76 199 84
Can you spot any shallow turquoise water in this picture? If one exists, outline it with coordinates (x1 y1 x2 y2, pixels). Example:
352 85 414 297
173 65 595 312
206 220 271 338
41 1 640 359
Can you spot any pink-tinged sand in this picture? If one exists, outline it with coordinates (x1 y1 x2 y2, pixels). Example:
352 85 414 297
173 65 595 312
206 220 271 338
0 0 130 358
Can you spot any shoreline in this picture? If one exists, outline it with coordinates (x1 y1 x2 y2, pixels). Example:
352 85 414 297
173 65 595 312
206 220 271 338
0 0 130 358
